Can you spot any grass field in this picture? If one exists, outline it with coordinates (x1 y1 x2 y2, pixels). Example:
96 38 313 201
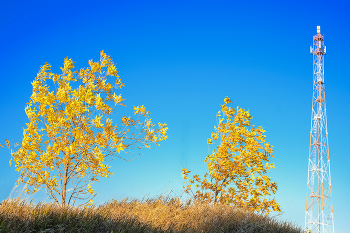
0 196 302 232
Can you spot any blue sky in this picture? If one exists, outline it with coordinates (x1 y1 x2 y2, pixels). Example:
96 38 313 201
1 0 350 231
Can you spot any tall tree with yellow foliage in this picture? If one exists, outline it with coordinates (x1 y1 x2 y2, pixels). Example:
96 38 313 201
3 51 167 206
182 97 280 215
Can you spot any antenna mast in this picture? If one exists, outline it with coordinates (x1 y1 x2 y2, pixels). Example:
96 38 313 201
305 26 334 233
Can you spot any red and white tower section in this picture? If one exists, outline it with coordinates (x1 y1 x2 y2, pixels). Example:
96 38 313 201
305 26 334 233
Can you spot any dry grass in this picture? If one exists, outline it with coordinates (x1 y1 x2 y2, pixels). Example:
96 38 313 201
0 196 302 232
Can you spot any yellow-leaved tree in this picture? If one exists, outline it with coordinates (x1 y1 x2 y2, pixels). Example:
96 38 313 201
182 97 280 215
3 51 167 206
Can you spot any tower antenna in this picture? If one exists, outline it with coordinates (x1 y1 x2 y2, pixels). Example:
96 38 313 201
305 26 334 233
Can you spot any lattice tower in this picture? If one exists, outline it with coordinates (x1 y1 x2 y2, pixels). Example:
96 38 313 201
305 26 334 233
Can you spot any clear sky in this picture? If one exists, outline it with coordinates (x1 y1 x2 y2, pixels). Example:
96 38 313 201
1 0 349 232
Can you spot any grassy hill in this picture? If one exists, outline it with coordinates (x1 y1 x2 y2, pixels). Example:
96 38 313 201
0 196 302 232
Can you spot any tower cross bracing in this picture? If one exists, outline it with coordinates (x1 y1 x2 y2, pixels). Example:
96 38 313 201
305 26 334 233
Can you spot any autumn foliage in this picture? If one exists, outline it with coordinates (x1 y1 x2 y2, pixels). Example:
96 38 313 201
182 97 280 215
3 51 167 206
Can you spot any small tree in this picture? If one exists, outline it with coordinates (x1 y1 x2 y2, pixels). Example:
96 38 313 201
182 97 280 215
3 51 167 206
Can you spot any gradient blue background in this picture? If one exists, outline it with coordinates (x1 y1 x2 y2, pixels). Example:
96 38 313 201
1 0 349 232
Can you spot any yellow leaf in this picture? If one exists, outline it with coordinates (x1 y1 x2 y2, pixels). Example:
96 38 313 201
224 96 232 104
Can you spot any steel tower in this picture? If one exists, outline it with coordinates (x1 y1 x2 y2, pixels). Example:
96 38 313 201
305 26 334 233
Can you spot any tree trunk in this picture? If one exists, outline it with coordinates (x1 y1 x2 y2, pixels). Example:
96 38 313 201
62 163 69 207
214 179 219 204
